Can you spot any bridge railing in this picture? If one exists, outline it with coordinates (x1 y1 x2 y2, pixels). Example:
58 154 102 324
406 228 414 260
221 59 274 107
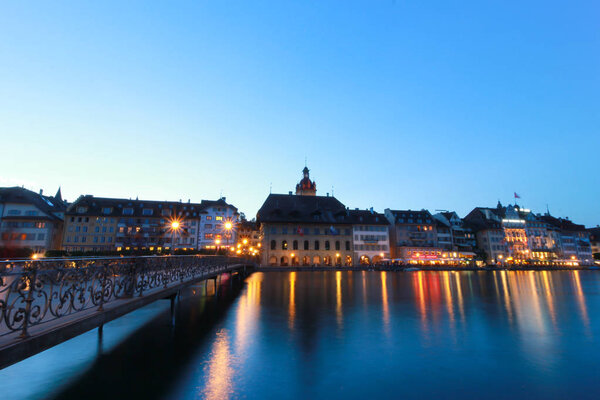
0 255 248 340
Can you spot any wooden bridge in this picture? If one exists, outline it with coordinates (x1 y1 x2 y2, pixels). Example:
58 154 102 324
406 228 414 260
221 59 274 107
0 255 255 370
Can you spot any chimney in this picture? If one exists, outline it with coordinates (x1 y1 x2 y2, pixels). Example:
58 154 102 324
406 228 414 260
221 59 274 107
39 189 43 195
326 193 329 197
370 207 374 214
289 191 292 195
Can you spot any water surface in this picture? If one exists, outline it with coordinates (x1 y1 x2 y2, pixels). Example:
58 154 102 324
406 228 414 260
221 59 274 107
2 270 599 399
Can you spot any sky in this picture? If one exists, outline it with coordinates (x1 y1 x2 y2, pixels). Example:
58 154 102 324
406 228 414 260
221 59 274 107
1 1 598 225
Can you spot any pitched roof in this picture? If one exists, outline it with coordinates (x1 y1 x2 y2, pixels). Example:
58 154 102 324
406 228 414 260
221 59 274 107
386 209 434 223
256 194 350 224
347 209 389 225
539 215 586 232
66 195 205 218
0 186 66 220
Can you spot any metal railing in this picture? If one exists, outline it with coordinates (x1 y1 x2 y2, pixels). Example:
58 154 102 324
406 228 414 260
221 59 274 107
0 255 248 340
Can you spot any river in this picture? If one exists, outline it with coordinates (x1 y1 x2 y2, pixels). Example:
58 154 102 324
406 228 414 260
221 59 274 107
1 270 599 399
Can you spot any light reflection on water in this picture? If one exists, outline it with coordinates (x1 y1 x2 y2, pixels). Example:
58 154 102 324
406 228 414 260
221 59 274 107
183 270 599 400
2 270 599 400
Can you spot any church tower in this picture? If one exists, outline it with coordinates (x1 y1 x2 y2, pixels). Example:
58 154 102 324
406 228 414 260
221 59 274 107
295 166 317 196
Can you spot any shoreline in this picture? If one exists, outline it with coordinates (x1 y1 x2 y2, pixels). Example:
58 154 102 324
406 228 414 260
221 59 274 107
256 265 600 272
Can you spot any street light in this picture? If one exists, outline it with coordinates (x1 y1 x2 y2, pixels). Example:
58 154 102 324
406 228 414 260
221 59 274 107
223 220 234 250
169 219 182 255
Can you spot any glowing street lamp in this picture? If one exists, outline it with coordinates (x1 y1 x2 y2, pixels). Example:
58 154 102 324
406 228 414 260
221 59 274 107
169 219 182 255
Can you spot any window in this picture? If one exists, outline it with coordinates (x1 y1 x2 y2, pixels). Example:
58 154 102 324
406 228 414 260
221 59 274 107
335 241 340 251
345 241 350 251
7 210 21 215
82 236 87 243
206 216 212 221
102 207 112 214
304 240 309 250
205 224 212 229
95 226 100 233
37 233 45 240
25 210 38 216
270 227 277 234
325 241 330 250
142 209 153 216
282 240 288 250
314 240 320 250
77 207 87 213
215 216 223 221
293 240 298 250
271 240 276 250
123 208 134 215
282 227 288 234
205 233 213 239
314 228 320 235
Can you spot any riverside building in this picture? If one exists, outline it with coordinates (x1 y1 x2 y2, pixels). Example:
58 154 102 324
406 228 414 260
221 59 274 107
196 198 239 251
257 166 354 266
63 196 203 253
0 187 66 255
384 209 445 264
348 209 390 265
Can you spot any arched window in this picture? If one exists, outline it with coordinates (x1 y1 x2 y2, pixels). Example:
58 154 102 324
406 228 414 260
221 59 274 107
282 240 288 250
304 240 309 250
293 240 298 250
335 240 340 250
314 240 320 250
345 241 351 251
269 256 277 266
270 240 276 250
325 240 330 250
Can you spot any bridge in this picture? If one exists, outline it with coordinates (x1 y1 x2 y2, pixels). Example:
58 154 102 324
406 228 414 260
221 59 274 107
0 255 255 370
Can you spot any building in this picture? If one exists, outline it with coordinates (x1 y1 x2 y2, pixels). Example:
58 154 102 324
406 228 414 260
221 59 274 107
384 209 445 264
540 215 593 265
348 209 390 265
63 196 202 253
237 219 261 249
257 193 354 266
587 227 600 257
466 202 593 265
196 198 240 251
464 206 507 264
433 211 477 263
0 187 66 255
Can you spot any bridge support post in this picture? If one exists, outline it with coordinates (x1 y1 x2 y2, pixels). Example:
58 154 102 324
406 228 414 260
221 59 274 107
170 291 180 327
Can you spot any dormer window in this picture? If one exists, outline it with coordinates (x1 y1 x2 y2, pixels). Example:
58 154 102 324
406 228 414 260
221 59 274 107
77 206 88 214
142 209 153 216
123 208 134 215
102 207 113 214
162 209 171 216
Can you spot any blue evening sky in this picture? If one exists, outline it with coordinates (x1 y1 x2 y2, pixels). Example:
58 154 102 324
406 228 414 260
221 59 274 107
1 1 598 225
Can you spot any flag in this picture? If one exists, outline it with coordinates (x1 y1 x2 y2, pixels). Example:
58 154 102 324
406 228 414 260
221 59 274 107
514 192 521 199
329 225 339 235
297 226 303 236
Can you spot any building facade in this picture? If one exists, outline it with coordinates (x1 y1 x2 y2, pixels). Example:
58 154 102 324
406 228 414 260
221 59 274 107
349 209 390 264
63 196 203 252
384 209 445 264
0 187 66 255
196 198 239 251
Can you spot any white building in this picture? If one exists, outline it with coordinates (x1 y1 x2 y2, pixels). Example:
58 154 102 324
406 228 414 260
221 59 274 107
197 198 240 250
0 187 66 255
349 209 390 264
